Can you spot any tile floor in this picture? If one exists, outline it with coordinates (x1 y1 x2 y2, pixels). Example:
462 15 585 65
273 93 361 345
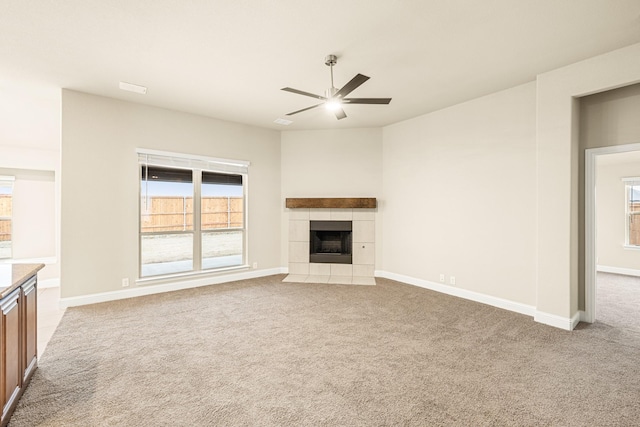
282 274 376 285
37 286 66 358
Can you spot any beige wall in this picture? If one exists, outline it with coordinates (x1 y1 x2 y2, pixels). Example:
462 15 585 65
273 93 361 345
280 128 383 266
595 155 640 272
0 84 60 151
381 82 537 306
281 129 382 198
580 83 640 150
61 90 281 298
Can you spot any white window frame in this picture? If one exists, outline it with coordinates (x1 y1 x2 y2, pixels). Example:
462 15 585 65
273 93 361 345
622 177 640 249
137 149 250 280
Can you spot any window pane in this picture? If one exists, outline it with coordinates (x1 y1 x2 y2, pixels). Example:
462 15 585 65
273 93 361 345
202 230 243 270
0 219 10 258
631 185 640 203
0 182 12 259
201 171 243 230
141 233 193 277
630 185 640 246
141 166 193 233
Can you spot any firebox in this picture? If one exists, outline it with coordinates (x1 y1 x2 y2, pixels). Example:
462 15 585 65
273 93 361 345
309 221 352 264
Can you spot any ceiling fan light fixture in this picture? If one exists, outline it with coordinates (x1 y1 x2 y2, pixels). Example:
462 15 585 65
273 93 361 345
325 98 342 111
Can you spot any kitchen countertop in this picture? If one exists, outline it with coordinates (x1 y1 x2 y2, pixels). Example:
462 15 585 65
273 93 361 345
0 263 45 299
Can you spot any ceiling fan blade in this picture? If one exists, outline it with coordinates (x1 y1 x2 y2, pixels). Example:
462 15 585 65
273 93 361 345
334 74 370 99
281 87 326 100
343 97 392 105
334 108 347 120
286 103 323 116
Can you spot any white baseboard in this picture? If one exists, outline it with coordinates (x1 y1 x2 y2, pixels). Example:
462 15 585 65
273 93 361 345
375 270 536 317
597 265 640 277
60 267 580 331
375 270 583 331
534 310 581 331
578 310 589 323
59 267 287 309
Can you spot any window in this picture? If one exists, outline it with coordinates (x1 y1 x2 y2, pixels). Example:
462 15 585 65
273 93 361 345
0 176 14 259
624 178 640 247
138 150 248 278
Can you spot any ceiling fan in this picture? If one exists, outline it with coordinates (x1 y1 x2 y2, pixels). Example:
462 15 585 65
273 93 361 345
281 54 391 120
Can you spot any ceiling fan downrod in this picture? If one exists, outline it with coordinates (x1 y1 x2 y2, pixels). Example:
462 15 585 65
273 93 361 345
325 54 338 98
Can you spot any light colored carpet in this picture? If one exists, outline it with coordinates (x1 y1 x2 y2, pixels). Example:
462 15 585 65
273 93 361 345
596 272 640 332
9 275 640 426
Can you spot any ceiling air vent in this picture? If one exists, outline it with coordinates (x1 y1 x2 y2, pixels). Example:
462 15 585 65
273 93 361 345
274 118 293 125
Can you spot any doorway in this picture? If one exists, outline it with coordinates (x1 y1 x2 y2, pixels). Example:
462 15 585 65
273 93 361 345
585 142 640 323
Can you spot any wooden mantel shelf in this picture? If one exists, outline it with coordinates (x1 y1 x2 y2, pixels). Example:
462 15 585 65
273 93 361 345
285 198 377 209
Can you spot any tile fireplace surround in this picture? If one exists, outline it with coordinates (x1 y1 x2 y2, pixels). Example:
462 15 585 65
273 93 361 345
284 199 376 286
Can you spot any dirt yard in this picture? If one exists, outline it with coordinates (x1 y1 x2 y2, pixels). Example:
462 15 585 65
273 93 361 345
141 231 242 263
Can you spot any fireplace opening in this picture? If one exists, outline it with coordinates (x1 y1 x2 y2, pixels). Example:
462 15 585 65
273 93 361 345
309 221 352 264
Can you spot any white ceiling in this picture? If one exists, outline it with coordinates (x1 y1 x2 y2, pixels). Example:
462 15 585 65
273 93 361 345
2 0 640 139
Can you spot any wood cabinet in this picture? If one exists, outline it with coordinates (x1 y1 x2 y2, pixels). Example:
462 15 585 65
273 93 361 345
1 288 22 423
21 277 37 383
0 268 40 427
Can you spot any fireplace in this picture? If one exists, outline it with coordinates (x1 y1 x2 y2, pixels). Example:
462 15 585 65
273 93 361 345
285 202 376 284
309 221 352 264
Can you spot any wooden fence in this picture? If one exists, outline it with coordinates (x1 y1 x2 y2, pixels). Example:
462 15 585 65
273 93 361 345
141 196 243 233
0 195 11 241
630 202 640 245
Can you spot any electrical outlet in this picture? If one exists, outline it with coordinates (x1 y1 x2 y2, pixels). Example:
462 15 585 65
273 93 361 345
122 278 129 287
449 276 456 285
252 262 258 269
439 274 445 283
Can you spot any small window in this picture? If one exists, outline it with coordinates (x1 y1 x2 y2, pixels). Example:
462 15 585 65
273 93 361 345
0 176 14 259
624 178 640 247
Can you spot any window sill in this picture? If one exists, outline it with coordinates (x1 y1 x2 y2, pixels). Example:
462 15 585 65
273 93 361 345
623 244 640 251
136 264 250 285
